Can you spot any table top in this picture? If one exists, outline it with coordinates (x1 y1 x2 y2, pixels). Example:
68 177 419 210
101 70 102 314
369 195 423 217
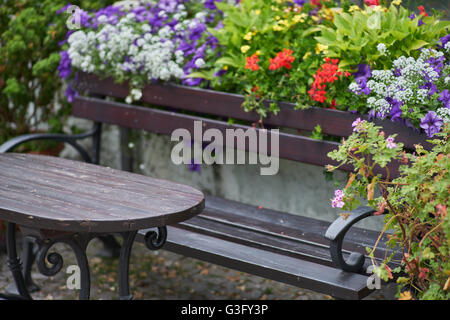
0 153 204 233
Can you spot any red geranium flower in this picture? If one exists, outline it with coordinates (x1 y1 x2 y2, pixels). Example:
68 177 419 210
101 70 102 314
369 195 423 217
245 54 259 71
269 49 295 71
364 0 379 6
309 58 343 104
418 5 428 16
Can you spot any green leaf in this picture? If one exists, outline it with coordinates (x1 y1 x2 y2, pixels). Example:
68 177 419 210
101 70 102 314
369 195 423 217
366 12 381 30
408 39 429 51
215 56 241 68
186 70 215 81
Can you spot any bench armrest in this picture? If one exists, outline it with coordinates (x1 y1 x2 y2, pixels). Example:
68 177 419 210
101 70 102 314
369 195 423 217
325 206 382 273
0 123 101 164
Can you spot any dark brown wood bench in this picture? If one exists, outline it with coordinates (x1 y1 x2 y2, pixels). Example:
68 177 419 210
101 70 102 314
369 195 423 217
1 73 422 299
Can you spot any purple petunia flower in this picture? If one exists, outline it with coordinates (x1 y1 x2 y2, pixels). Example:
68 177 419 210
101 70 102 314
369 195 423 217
389 102 403 123
438 90 450 108
293 0 306 6
420 111 444 137
189 23 207 42
353 64 372 95
204 0 220 10
65 85 79 103
439 34 450 49
57 51 72 79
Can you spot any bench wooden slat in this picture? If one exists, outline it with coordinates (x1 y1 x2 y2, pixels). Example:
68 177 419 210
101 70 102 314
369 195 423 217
72 96 401 178
137 225 372 300
76 73 429 149
202 196 400 261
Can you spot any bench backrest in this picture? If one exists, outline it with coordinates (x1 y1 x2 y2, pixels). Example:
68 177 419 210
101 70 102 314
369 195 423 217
73 72 430 178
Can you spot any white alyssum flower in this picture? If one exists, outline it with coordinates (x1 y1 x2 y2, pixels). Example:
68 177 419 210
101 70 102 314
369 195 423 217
194 58 205 68
377 43 388 55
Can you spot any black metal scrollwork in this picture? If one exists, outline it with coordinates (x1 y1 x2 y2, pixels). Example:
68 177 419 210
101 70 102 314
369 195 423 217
36 242 64 276
34 235 93 300
144 226 168 250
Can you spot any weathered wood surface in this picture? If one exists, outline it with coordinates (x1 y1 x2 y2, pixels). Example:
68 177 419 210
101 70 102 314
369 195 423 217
0 153 204 233
73 96 401 178
76 72 431 150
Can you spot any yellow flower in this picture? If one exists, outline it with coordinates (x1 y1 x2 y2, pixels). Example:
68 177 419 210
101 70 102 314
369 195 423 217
255 50 261 55
349 5 361 12
223 65 228 71
292 13 307 24
398 291 413 300
273 24 284 31
315 43 328 55
275 15 280 20
244 32 253 41
241 45 251 54
255 9 261 15
320 8 335 21
392 0 402 5
302 51 312 60
311 15 319 22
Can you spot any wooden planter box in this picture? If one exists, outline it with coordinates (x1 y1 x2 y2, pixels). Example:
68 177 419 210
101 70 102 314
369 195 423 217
74 72 431 178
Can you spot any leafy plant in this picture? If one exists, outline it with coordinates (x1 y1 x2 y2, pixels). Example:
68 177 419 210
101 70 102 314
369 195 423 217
327 119 450 300
203 0 346 117
0 0 116 146
315 2 450 71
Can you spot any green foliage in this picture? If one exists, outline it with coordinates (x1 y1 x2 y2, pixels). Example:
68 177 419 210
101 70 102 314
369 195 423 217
327 120 450 300
0 0 115 146
316 3 450 71
202 0 343 118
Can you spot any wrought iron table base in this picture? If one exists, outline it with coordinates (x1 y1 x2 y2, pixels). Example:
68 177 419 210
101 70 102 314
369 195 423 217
1 223 167 300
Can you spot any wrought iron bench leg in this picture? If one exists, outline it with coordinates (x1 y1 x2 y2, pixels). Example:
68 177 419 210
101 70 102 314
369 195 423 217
325 206 385 273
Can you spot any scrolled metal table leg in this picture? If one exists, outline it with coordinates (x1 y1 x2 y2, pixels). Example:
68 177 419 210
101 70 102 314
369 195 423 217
35 233 94 300
118 227 167 300
3 223 32 300
144 227 167 251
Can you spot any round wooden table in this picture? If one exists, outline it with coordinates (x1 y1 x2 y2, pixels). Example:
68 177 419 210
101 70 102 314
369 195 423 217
0 153 205 300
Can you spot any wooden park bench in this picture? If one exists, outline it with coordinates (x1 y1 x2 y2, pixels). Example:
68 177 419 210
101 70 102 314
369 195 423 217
0 73 425 299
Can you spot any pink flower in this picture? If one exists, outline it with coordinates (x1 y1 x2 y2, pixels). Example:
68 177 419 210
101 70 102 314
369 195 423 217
332 199 345 208
352 118 365 132
331 189 345 208
334 189 343 198
386 136 397 149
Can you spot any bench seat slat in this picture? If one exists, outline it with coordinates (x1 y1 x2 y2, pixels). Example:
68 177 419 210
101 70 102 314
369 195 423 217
137 225 372 300
199 196 401 263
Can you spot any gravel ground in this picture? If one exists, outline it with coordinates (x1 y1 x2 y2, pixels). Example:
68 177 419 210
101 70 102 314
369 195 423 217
0 237 396 300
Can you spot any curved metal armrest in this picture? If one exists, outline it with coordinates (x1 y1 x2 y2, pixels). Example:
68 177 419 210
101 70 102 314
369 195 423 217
325 206 382 273
0 123 101 164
